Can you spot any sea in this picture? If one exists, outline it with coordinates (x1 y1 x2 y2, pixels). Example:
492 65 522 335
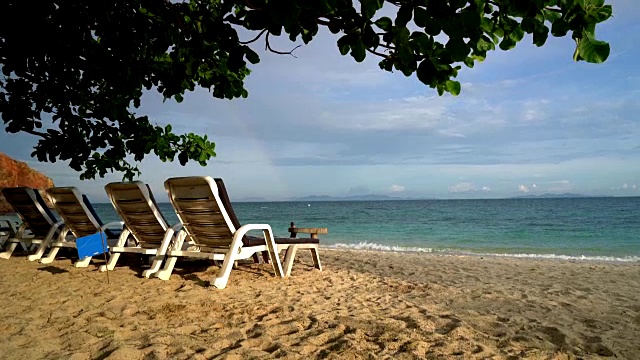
85 197 640 263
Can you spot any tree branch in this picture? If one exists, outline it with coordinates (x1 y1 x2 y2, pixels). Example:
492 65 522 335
265 33 301 58
366 48 391 59
21 128 49 138
239 29 268 45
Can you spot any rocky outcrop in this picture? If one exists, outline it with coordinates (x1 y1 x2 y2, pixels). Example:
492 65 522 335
0 153 55 214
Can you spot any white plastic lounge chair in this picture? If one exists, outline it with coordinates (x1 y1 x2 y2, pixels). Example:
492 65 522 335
29 187 124 267
98 181 182 277
212 178 322 277
155 176 322 289
152 176 286 289
0 187 63 259
0 217 17 248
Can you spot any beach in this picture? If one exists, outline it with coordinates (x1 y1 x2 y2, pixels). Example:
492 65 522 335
0 249 638 359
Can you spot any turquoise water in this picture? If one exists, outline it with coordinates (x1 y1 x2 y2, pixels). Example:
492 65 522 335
89 197 640 262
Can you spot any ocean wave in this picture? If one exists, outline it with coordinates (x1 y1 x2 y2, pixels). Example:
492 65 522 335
325 242 640 262
329 242 435 253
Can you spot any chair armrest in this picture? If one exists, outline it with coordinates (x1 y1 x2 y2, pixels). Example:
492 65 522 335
234 224 272 240
169 222 184 232
101 221 125 231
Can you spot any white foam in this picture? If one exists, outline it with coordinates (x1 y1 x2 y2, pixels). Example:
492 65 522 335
328 242 435 253
325 242 640 262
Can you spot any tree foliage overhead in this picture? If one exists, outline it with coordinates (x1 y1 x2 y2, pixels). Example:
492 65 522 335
0 0 612 179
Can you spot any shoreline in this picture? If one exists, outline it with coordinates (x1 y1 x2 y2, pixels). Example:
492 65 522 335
1 249 639 359
323 245 640 264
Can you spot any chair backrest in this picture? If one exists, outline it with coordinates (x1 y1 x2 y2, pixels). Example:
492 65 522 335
105 182 168 248
164 176 239 249
1 187 58 237
47 187 103 238
213 178 243 229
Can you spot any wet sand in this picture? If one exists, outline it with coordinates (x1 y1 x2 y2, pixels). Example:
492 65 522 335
0 249 639 359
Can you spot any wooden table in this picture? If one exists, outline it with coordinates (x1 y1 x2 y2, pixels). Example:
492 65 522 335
288 223 328 239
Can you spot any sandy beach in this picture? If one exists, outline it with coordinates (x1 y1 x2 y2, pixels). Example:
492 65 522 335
0 249 638 359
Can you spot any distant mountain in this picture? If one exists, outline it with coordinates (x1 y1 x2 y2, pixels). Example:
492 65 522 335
235 196 268 202
512 193 600 199
292 194 422 201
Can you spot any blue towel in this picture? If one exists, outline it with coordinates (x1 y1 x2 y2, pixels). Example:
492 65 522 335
76 232 108 259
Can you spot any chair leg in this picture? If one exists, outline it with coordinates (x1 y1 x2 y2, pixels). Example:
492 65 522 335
310 246 322 271
37 226 69 264
99 229 130 272
39 247 61 264
153 230 184 280
155 257 178 280
73 256 92 268
143 254 163 278
0 242 19 259
27 240 48 261
263 229 284 278
212 251 238 289
19 242 29 252
261 251 270 264
283 245 299 277
99 253 121 272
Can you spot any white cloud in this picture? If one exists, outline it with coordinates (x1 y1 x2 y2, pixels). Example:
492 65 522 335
449 182 491 193
612 183 638 191
547 180 573 192
389 184 405 192
449 182 476 193
519 184 530 193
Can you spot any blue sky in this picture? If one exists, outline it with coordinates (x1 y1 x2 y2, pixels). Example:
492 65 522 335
1 0 639 202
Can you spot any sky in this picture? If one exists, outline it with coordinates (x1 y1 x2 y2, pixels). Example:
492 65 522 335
1 0 639 202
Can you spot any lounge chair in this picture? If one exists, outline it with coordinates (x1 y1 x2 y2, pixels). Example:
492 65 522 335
0 187 63 259
154 176 321 289
0 217 17 248
29 187 124 267
98 181 182 277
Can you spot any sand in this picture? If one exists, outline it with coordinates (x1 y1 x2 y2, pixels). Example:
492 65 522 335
0 249 639 359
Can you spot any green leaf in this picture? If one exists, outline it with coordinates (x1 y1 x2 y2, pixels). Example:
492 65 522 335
446 37 470 62
414 7 429 28
243 11 268 30
416 59 437 86
533 25 549 47
499 37 516 51
374 17 392 31
337 35 351 56
445 80 461 96
423 20 441 36
350 40 366 62
361 0 383 20
575 35 610 63
245 48 260 64
521 18 537 33
395 6 412 27
509 25 525 42
586 4 612 23
476 37 493 52
463 57 475 68
551 19 570 37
